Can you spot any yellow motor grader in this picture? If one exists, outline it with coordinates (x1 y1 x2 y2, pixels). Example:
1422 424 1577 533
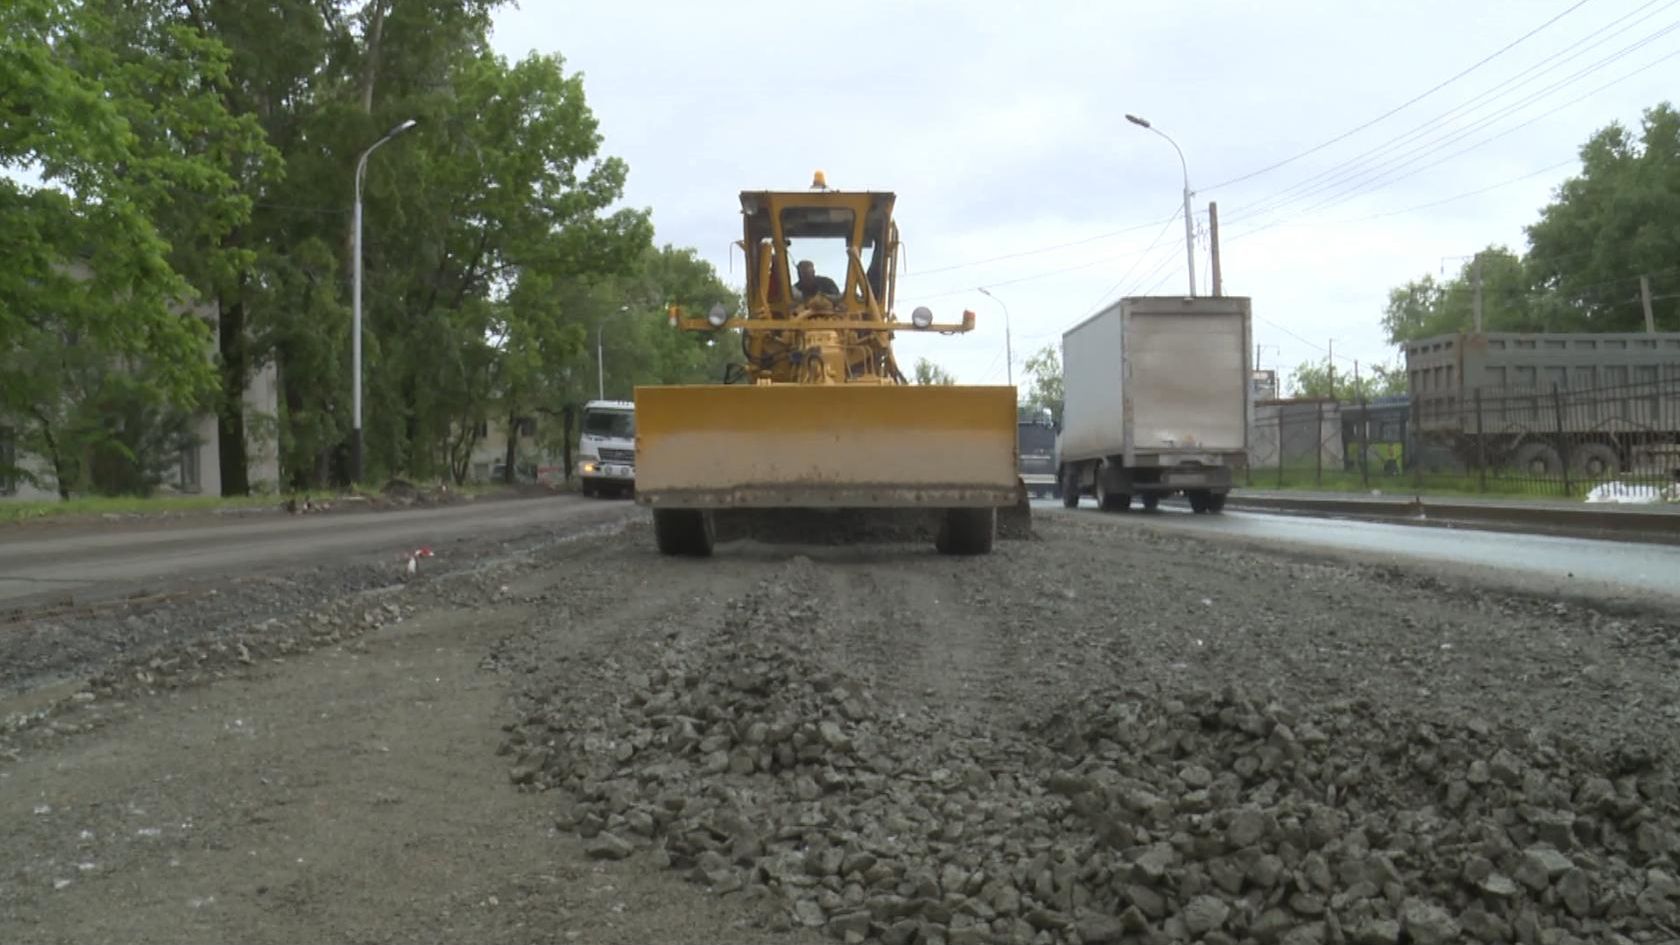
633 174 1027 556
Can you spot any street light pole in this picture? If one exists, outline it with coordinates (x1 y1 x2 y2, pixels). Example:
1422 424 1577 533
1125 113 1195 297
351 117 418 483
977 287 1014 387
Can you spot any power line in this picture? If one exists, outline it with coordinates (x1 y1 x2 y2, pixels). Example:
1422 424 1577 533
1221 40 1680 246
1220 2 1679 227
896 204 1187 305
1226 19 1680 228
1203 0 1595 192
899 213 1179 279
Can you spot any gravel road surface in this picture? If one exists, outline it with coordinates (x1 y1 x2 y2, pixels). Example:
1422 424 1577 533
2 502 1677 944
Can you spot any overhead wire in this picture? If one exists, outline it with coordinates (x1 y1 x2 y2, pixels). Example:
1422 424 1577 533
1220 40 1680 248
1204 0 1595 192
1217 0 1676 222
1225 22 1680 230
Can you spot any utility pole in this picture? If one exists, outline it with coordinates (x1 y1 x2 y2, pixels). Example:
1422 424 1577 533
1208 201 1223 297
1327 339 1335 401
1472 257 1484 333
1642 274 1656 333
351 117 419 484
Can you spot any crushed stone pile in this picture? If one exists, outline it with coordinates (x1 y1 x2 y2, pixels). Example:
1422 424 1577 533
504 561 1680 945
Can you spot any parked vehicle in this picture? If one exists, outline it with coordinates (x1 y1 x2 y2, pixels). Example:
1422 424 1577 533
577 399 636 498
1055 296 1251 513
1405 331 1680 477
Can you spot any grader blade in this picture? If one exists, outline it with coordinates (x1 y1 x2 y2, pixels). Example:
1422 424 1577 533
634 384 1026 554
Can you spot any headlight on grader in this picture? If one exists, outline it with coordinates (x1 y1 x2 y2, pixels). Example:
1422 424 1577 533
911 306 933 329
707 303 729 328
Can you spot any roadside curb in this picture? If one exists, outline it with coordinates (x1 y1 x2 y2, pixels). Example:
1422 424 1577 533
1222 494 1680 546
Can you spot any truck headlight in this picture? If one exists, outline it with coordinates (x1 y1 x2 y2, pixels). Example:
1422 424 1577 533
911 306 933 329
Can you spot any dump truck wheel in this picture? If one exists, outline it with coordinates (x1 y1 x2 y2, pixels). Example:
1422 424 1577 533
935 508 995 555
653 509 714 557
1140 494 1160 511
1060 467 1081 508
1206 492 1228 513
1187 490 1212 513
1569 442 1620 479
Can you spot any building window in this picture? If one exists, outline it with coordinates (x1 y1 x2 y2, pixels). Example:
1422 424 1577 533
180 442 202 493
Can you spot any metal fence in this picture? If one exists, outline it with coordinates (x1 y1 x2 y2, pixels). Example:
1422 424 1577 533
1247 370 1680 498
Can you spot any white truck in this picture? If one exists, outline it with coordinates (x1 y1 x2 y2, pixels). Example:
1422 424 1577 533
577 399 636 498
1055 296 1251 513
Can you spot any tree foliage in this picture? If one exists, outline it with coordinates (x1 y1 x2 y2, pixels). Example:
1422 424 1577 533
3 0 743 496
1287 358 1406 401
1 0 270 495
1381 102 1680 346
913 358 956 386
1021 345 1064 425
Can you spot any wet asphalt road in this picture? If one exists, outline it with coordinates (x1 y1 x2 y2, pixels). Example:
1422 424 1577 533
1042 497 1680 606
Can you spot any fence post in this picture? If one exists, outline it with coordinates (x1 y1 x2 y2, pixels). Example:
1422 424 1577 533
1474 387 1486 493
1552 383 1571 497
1350 395 1364 484
1315 401 1324 487
1276 412 1284 489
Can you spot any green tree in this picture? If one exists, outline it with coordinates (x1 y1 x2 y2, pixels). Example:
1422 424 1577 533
1526 102 1680 332
1287 358 1406 400
1021 345 1064 425
1 0 265 496
913 358 957 386
1380 101 1680 346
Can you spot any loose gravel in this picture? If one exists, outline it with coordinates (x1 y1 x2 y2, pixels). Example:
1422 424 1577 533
504 517 1680 945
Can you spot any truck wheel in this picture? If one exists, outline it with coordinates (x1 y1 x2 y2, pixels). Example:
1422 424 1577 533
1187 490 1211 513
1511 442 1564 477
580 480 596 498
1095 478 1130 512
1569 443 1620 479
1060 467 1081 509
1206 492 1228 513
1140 494 1160 511
936 508 995 555
653 509 714 557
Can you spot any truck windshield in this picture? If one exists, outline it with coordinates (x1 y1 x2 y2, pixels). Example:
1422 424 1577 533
583 410 634 439
1018 424 1055 454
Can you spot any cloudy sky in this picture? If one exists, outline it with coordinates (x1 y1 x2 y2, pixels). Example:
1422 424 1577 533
488 0 1677 389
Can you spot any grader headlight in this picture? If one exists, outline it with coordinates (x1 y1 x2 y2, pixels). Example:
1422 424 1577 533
911 306 933 329
706 303 729 328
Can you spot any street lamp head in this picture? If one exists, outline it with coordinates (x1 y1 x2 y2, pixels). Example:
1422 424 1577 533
1125 114 1151 129
978 287 994 299
387 118 419 138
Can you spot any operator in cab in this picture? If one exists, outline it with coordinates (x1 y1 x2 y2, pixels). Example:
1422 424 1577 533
794 259 840 301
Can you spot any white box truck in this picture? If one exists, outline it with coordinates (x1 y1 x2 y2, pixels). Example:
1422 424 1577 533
577 399 636 498
1055 296 1251 513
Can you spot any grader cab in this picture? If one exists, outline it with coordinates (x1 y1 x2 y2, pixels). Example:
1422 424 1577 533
632 176 1029 556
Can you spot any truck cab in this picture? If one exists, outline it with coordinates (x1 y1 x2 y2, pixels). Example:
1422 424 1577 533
1017 413 1058 498
577 399 636 498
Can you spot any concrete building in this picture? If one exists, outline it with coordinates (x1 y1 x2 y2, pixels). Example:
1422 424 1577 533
1 293 278 501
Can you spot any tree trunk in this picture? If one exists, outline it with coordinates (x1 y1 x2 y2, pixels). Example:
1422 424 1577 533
360 1 385 114
561 404 575 482
217 295 251 496
503 411 519 485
